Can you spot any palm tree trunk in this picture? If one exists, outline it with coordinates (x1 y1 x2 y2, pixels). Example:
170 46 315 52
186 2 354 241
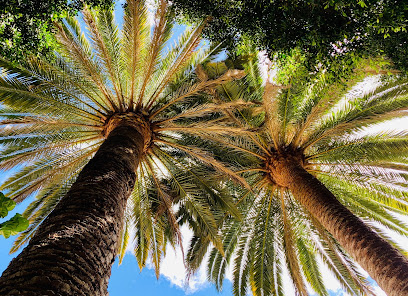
282 160 408 296
0 122 148 296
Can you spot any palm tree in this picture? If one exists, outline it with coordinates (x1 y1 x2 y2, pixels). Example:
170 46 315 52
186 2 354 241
186 56 408 296
0 1 246 294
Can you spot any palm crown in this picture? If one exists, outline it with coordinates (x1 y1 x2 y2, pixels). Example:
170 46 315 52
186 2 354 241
0 0 244 276
187 54 408 295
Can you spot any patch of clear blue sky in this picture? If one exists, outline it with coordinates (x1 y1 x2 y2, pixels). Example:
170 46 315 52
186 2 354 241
109 255 234 296
0 1 347 295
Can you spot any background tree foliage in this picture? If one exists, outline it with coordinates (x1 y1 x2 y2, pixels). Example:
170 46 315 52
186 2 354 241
0 0 112 61
171 0 408 73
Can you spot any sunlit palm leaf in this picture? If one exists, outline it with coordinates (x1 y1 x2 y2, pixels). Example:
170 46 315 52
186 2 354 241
187 53 408 295
0 0 243 277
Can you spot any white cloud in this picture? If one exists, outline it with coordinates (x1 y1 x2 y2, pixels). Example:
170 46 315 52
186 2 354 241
372 285 387 296
258 51 277 85
147 225 209 294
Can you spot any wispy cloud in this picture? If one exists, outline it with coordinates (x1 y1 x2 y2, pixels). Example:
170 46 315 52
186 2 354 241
144 225 209 294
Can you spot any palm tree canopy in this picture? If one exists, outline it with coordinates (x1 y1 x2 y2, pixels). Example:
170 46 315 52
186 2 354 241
186 53 408 295
0 0 245 276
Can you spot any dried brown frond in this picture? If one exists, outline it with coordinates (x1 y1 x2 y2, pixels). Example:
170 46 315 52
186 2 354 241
263 82 287 150
195 64 208 82
150 70 246 120
158 100 254 124
156 139 250 189
210 69 246 86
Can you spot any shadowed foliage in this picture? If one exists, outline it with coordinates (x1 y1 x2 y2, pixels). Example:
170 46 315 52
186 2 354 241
0 0 113 62
171 0 408 73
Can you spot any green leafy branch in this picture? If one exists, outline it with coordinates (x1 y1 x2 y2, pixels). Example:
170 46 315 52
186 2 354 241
0 192 29 238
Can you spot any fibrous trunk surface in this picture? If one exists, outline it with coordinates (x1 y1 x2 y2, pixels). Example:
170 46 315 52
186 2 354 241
0 120 149 296
269 153 408 296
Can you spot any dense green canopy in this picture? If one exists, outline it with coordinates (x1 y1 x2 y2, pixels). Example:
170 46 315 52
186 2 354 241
171 0 408 72
0 0 112 61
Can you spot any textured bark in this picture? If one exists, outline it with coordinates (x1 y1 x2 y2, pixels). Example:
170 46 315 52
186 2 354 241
276 159 408 296
0 122 149 296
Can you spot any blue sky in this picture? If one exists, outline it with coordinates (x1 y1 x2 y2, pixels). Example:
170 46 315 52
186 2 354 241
108 256 233 296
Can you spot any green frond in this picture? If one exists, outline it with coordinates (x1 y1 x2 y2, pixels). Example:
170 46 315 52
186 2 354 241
320 175 408 236
206 217 241 290
0 57 108 118
301 78 408 149
292 68 367 147
146 20 207 109
232 231 252 296
2 143 97 204
155 139 249 189
130 165 153 271
150 68 245 120
308 131 408 163
122 0 150 106
158 100 254 124
281 192 308 296
249 190 278 296
0 76 100 123
117 217 130 265
55 18 117 111
136 0 171 106
144 154 181 245
0 134 101 172
154 147 241 220
296 238 328 296
83 7 124 109
310 217 372 296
